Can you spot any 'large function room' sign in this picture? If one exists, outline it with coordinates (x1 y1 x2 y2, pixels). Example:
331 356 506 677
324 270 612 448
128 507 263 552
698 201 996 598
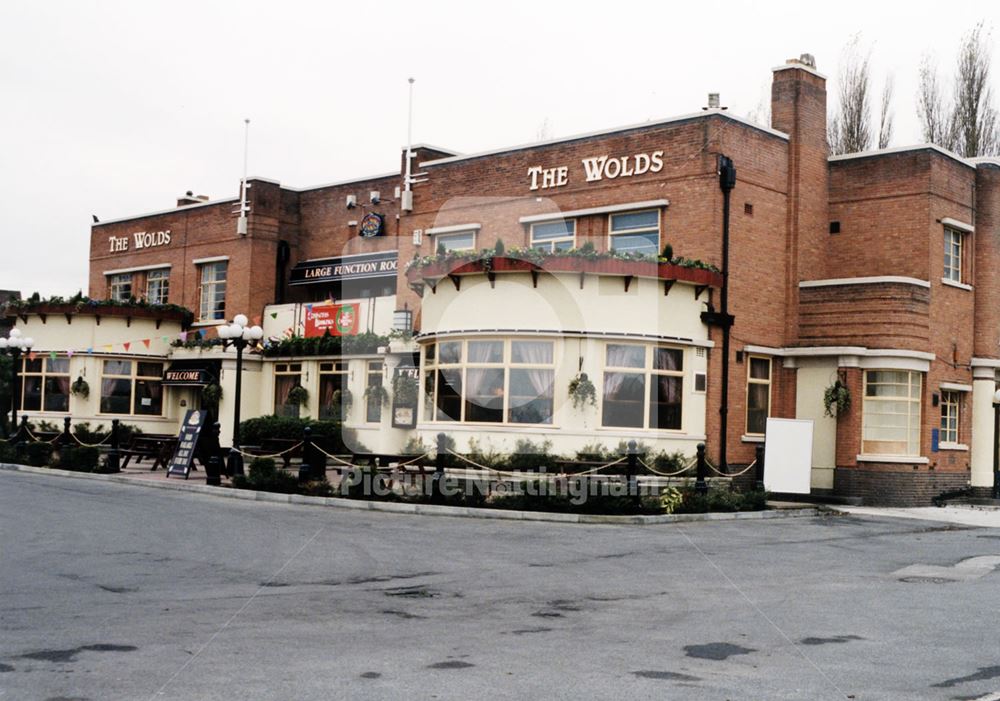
289 251 398 286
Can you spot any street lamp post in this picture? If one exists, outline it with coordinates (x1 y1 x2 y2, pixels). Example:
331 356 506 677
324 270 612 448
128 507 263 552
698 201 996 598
992 389 1000 499
217 314 264 478
0 329 35 437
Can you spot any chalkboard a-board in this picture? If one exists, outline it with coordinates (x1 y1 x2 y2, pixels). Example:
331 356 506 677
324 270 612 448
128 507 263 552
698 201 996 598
166 410 207 479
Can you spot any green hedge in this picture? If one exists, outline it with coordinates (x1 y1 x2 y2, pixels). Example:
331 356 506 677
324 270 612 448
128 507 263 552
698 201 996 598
238 415 354 454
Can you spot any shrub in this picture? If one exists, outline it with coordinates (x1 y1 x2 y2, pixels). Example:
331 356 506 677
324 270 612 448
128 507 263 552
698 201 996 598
505 438 558 472
673 485 768 514
25 442 54 467
239 415 353 454
0 440 14 463
232 457 299 494
59 446 101 472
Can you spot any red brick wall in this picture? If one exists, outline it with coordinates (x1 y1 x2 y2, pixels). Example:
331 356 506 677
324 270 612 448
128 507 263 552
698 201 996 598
974 164 1000 358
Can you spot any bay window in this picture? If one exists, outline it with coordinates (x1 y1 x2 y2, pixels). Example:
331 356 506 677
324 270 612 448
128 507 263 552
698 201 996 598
422 339 554 425
862 370 921 456
602 343 683 430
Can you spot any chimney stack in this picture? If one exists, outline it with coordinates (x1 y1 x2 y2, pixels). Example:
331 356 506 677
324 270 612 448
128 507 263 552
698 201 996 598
708 93 721 109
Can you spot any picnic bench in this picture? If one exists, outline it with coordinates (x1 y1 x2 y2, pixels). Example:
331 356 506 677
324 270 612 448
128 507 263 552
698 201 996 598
120 434 178 471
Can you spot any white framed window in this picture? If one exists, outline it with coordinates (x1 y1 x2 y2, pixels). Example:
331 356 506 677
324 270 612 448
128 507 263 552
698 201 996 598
108 273 132 302
609 209 660 256
99 360 163 416
434 230 476 252
318 361 349 421
365 361 383 423
422 338 555 425
940 390 960 445
746 357 772 435
146 269 170 305
274 363 303 418
944 227 963 283
530 220 576 252
21 357 70 412
199 261 227 321
862 370 921 456
602 343 683 430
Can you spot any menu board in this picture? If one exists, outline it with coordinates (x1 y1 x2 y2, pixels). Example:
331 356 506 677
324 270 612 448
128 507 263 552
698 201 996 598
166 410 206 479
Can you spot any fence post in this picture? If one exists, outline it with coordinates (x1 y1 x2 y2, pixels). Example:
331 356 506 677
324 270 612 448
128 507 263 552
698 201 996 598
106 419 121 473
14 415 29 445
695 442 708 495
755 443 766 491
299 426 313 483
59 416 73 466
204 422 223 486
626 439 639 503
432 432 447 503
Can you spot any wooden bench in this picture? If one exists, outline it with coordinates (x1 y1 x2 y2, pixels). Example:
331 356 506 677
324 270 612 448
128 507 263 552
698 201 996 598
120 435 178 471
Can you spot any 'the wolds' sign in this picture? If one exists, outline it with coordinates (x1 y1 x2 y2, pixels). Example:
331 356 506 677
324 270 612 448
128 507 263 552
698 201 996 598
528 150 664 191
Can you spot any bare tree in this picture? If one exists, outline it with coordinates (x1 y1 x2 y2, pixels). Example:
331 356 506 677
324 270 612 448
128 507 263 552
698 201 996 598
917 54 951 146
917 23 999 157
950 22 999 157
877 76 895 149
828 36 889 155
536 117 553 142
745 82 771 128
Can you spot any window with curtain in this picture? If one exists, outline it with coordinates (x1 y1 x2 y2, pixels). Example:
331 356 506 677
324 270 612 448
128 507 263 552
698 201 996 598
434 231 476 252
943 227 964 283
274 363 302 418
365 361 383 423
146 268 170 304
199 261 227 321
602 343 685 430
862 370 922 456
745 356 771 435
108 273 133 302
319 361 348 420
21 357 70 412
99 359 163 415
422 339 555 425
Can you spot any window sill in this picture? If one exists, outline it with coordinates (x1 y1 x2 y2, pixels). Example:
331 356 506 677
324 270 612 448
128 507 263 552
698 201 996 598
941 278 972 291
192 320 226 327
741 434 765 443
856 454 929 464
938 442 969 452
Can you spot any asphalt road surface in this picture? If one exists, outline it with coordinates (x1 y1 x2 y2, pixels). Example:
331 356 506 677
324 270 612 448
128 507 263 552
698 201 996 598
2 470 1000 701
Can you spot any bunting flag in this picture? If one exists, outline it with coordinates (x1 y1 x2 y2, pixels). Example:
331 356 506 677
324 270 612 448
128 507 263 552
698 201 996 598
179 331 188 341
103 345 113 352
86 348 93 354
66 350 74 358
123 342 131 351
252 315 261 325
141 339 151 349
28 352 37 361
198 329 207 338
270 312 278 319
49 351 57 361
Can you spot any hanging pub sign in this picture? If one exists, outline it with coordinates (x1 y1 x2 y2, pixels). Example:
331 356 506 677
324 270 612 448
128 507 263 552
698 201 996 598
359 212 385 238
304 303 360 337
391 365 420 429
166 410 207 479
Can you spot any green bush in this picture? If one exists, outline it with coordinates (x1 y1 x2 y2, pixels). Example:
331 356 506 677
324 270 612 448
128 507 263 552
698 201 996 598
58 446 101 472
232 457 299 494
25 442 54 467
238 415 354 454
72 422 141 446
673 485 768 514
0 440 15 463
505 438 558 472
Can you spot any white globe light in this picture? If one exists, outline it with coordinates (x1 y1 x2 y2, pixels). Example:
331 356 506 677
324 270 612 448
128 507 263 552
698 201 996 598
233 314 249 327
993 389 1000 405
23 338 34 349
249 325 264 340
242 327 253 341
217 325 231 339
228 323 242 338
8 328 21 338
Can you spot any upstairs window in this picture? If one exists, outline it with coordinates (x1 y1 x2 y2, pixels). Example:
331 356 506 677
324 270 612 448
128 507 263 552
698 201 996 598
943 227 963 283
146 269 170 305
940 390 961 445
530 220 576 252
108 273 132 302
434 231 476 252
199 261 227 321
609 210 660 256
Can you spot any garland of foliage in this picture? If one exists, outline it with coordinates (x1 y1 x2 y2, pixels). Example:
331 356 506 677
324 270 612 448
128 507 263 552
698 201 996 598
407 240 720 274
823 379 851 418
261 332 390 358
568 373 597 409
5 292 195 327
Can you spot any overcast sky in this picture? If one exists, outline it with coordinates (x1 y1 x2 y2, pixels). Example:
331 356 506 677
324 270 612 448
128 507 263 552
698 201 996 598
0 1 995 298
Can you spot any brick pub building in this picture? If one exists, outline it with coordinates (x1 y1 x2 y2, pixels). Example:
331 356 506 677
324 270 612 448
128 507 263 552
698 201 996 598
69 54 1000 504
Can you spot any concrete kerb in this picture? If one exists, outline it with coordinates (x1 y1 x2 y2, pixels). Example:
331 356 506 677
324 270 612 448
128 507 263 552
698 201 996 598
0 463 828 525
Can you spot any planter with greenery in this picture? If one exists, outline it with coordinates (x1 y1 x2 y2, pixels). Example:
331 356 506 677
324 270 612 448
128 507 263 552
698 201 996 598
363 384 390 407
5 292 194 328
823 379 851 418
287 385 309 407
568 373 597 409
70 376 90 399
